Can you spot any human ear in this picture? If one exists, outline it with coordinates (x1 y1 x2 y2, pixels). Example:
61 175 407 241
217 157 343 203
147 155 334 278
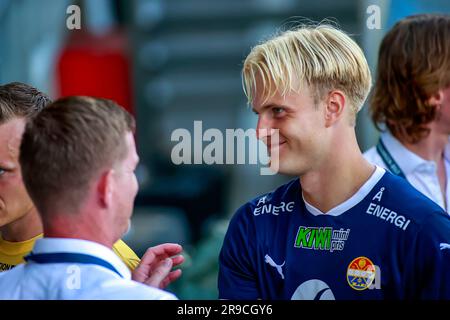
324 90 346 127
97 169 114 208
427 90 444 110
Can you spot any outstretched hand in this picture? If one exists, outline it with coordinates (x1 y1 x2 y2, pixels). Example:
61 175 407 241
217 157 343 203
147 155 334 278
132 243 184 289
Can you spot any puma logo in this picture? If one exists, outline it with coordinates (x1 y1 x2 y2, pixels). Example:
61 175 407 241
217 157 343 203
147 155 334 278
264 254 285 279
440 243 450 250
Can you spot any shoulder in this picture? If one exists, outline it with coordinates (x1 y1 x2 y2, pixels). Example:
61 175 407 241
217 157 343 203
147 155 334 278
110 280 178 300
75 274 177 300
0 264 24 281
375 171 446 226
416 207 450 241
230 178 299 225
224 179 299 244
0 264 26 297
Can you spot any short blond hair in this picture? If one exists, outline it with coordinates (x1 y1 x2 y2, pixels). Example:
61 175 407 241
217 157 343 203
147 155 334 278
243 24 372 118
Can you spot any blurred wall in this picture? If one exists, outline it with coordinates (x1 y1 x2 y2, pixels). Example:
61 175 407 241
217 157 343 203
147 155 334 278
0 0 70 96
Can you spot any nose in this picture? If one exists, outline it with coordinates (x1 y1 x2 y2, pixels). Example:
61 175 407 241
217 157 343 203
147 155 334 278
256 114 272 141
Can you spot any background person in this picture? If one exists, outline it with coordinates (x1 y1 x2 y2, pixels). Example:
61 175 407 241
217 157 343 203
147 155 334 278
0 96 181 299
364 14 450 214
0 83 183 293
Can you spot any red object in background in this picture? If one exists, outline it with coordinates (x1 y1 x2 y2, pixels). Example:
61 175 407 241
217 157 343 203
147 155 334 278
56 29 134 115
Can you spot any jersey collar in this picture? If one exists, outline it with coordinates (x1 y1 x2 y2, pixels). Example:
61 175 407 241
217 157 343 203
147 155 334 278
0 233 43 255
303 166 385 216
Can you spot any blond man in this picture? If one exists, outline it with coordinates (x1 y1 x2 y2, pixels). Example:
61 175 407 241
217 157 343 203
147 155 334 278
218 25 450 300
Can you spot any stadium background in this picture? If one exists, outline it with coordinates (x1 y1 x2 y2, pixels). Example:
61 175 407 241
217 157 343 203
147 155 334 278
0 0 449 298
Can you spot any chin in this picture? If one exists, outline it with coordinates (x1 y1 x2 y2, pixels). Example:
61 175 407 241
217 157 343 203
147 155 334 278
125 219 132 235
277 160 307 176
0 212 22 228
120 219 131 238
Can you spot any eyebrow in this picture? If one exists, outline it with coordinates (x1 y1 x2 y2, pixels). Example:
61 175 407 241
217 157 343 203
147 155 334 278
252 104 274 114
252 104 289 114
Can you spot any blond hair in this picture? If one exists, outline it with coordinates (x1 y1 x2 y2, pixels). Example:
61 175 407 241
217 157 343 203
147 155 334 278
243 24 372 119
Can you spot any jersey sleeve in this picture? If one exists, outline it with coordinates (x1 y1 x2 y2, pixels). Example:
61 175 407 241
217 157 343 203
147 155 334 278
112 239 141 271
218 205 260 299
404 210 450 299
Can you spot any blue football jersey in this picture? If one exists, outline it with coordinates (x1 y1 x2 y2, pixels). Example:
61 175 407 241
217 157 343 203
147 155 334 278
218 167 450 299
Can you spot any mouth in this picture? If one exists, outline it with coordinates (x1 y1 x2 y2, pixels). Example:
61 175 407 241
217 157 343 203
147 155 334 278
266 140 287 155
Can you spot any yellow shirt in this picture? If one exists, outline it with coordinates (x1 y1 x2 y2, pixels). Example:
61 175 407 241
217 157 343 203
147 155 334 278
0 234 140 272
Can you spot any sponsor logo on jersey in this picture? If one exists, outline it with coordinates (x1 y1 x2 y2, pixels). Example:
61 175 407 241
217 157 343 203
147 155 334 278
294 226 350 252
0 263 14 271
366 203 411 231
291 279 335 300
366 187 411 231
252 195 295 216
264 254 285 279
347 257 376 290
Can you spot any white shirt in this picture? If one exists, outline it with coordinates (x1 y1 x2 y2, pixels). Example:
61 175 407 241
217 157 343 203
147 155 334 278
364 131 450 214
0 238 177 300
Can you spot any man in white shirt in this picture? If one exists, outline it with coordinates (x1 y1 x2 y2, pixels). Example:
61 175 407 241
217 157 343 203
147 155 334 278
364 14 450 214
0 96 178 299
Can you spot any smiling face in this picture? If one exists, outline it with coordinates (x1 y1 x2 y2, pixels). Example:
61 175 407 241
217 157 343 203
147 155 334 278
253 82 331 176
0 118 34 227
242 26 372 176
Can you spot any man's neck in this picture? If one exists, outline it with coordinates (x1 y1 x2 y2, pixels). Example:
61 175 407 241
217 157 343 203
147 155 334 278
397 129 449 209
398 130 448 163
0 208 43 242
301 134 375 213
43 214 115 249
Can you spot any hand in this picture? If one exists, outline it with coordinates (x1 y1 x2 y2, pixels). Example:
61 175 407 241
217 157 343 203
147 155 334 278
132 243 184 289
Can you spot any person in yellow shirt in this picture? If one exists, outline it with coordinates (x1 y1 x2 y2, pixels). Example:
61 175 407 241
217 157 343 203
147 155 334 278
0 234 138 271
0 82 183 288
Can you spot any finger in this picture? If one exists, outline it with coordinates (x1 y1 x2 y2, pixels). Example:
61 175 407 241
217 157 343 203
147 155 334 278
171 255 185 267
131 266 147 283
140 244 183 265
141 243 183 266
145 258 173 288
168 269 182 282
148 243 183 257
139 248 157 266
159 269 182 289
